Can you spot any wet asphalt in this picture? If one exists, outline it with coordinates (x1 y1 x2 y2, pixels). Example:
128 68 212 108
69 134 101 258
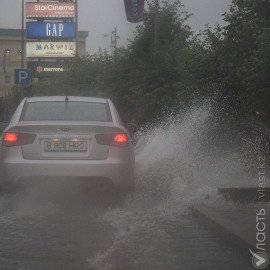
0 181 253 270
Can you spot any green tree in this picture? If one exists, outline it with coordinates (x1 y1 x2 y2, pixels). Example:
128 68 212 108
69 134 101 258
27 0 269 128
202 0 270 125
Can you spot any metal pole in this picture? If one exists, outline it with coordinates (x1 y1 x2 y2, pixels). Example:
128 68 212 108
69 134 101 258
75 0 79 55
114 27 117 55
3 53 7 122
21 0 24 69
154 0 159 51
2 50 10 121
20 0 25 101
4 83 7 122
4 82 8 121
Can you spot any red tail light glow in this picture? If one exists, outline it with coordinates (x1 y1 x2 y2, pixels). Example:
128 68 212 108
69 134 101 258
95 133 129 147
114 134 128 143
4 133 18 143
2 132 36 147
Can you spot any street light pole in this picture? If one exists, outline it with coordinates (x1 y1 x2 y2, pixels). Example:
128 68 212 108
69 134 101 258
75 0 78 55
3 53 7 122
21 0 24 69
3 49 10 122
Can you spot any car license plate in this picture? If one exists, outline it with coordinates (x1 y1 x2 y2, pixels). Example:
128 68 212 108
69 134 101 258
44 141 87 152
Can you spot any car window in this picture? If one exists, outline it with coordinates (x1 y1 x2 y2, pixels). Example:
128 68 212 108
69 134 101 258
20 101 112 122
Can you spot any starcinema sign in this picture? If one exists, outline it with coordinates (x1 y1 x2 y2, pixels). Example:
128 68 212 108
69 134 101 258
26 2 76 18
26 42 76 58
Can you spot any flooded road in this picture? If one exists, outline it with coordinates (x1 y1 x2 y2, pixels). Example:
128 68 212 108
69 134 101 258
0 104 257 269
0 191 253 270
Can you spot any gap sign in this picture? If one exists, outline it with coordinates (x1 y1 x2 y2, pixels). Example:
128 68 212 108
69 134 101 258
26 22 76 39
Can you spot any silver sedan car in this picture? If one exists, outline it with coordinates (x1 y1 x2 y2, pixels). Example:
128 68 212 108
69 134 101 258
0 96 135 196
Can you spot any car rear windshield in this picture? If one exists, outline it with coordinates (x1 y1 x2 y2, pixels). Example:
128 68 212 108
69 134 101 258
21 101 112 122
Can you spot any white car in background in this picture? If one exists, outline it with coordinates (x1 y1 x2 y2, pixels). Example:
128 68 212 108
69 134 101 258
0 96 135 197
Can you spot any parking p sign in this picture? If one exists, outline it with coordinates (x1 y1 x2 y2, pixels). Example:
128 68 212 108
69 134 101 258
14 69 32 86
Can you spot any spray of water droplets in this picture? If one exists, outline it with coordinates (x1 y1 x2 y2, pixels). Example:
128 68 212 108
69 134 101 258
88 100 253 270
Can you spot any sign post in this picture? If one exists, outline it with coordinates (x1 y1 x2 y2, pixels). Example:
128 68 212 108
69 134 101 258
14 69 32 86
24 0 78 92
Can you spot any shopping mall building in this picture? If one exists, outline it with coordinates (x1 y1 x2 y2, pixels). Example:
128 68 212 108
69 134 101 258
0 28 88 97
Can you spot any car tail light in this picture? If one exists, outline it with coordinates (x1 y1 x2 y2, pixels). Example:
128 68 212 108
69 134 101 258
95 133 128 147
2 132 36 147
4 133 18 143
114 134 128 143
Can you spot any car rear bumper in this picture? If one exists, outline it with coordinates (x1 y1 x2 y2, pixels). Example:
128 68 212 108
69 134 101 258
1 158 134 191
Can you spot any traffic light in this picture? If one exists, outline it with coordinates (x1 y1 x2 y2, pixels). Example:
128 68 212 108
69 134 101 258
124 0 145 23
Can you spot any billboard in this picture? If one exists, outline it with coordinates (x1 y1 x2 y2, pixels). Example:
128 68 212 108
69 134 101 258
26 2 76 18
124 0 145 23
26 22 76 39
26 42 76 58
27 61 72 77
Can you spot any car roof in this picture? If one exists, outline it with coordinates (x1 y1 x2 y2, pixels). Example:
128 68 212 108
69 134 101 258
25 96 108 104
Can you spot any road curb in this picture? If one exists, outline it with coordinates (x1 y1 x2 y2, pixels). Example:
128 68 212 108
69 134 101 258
218 188 270 203
191 205 256 261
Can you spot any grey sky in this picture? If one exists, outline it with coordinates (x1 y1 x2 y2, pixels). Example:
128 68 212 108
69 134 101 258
0 0 232 54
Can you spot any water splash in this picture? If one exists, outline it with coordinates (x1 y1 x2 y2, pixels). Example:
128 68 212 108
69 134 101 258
135 102 210 202
88 100 253 270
